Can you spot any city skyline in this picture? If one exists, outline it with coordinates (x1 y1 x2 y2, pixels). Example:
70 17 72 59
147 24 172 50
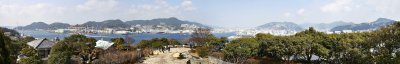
0 0 399 27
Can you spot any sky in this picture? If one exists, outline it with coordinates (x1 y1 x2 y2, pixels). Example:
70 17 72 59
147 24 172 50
0 0 399 27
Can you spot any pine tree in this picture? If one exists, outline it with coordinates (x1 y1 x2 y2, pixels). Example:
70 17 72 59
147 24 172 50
0 30 11 64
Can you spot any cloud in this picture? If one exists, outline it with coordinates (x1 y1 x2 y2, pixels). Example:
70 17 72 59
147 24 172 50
283 8 305 18
128 0 196 19
181 0 196 11
76 0 118 12
297 8 305 15
0 3 64 17
284 12 292 18
367 0 400 15
0 3 65 25
321 0 353 13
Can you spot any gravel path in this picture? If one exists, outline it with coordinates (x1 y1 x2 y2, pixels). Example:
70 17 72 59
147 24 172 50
142 48 191 64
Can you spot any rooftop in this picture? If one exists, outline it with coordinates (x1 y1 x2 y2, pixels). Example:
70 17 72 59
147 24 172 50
27 38 56 49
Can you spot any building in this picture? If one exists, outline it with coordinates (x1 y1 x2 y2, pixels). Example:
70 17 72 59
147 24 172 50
27 38 56 58
342 30 353 33
334 31 342 34
95 40 114 50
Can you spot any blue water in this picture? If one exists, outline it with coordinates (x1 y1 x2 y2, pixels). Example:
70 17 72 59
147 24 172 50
17 30 235 45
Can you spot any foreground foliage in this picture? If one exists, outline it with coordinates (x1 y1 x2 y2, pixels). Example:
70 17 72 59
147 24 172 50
214 22 400 64
0 30 12 64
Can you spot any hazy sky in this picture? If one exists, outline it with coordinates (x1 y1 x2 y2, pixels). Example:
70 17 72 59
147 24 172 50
0 0 399 27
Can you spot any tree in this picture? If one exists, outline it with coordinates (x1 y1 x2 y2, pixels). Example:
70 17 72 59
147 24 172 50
111 38 125 50
313 44 330 61
223 37 259 63
189 28 211 46
136 40 151 49
205 34 223 52
256 33 274 58
220 37 228 43
216 22 400 63
21 36 35 43
8 38 28 63
150 38 165 49
0 28 29 64
255 33 273 40
167 38 180 45
367 22 400 63
63 34 87 43
0 30 11 64
47 42 73 64
63 35 99 64
294 27 328 62
79 41 98 64
18 47 41 64
196 46 209 57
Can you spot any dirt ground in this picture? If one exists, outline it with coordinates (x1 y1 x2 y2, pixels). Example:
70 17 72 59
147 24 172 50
142 48 192 64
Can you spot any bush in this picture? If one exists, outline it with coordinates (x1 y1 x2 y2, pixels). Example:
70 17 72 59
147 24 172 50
47 42 73 64
177 53 185 59
18 47 42 64
196 46 209 58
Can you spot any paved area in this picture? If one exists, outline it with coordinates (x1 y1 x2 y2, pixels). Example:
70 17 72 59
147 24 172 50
142 48 192 64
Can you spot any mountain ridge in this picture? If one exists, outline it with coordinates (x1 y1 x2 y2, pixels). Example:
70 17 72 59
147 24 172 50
17 17 209 30
257 22 304 31
330 18 396 31
300 21 354 31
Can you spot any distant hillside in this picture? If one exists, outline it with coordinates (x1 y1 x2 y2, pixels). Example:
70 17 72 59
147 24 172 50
17 22 71 30
49 22 70 29
17 22 49 30
257 22 303 31
125 17 209 28
301 21 354 31
19 17 209 30
80 17 209 29
82 19 129 28
330 18 396 31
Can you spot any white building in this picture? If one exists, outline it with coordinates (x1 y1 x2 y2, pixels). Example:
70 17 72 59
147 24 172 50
342 30 353 33
95 40 114 50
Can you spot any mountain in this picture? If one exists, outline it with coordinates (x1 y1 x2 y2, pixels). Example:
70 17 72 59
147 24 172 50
81 21 103 27
103 19 129 28
18 17 209 30
17 22 71 30
1 26 14 29
257 22 303 31
77 17 209 29
301 21 354 31
49 22 70 29
125 17 209 28
330 18 396 31
18 22 49 30
82 19 129 28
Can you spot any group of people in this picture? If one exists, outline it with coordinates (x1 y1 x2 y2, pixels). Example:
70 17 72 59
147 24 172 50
160 46 171 53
